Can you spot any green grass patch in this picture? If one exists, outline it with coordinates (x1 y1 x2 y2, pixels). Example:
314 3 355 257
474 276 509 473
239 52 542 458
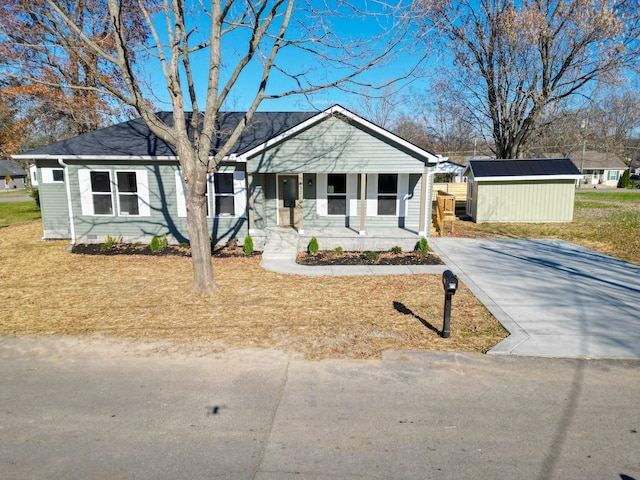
576 190 640 203
0 201 41 225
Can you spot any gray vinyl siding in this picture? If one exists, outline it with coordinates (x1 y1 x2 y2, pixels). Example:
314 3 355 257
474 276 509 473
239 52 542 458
64 161 247 244
473 180 576 223
37 163 71 239
246 116 427 174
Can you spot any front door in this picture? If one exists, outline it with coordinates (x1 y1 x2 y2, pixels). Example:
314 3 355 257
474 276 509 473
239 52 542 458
278 175 302 227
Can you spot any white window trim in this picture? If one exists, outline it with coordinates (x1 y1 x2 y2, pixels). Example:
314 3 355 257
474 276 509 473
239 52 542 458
176 169 246 219
376 173 399 217
327 173 347 216
79 169 150 217
41 167 65 184
115 170 151 217
317 173 358 217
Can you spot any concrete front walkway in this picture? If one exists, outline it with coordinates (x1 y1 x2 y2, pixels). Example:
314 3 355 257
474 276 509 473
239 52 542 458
430 238 640 359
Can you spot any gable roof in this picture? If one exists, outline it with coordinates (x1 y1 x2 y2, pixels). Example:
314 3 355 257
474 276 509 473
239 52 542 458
466 158 583 181
238 105 440 163
13 105 439 164
0 159 27 177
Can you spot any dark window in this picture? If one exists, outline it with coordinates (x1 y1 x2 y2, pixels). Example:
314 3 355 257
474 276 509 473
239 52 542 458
215 196 234 216
377 174 397 216
378 174 397 194
214 173 234 216
327 174 346 194
327 174 347 215
117 172 139 215
90 171 112 215
52 169 64 182
214 173 234 194
328 197 346 215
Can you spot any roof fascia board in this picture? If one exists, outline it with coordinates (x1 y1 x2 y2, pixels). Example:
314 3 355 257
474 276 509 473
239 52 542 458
13 154 180 161
239 105 440 164
474 174 584 182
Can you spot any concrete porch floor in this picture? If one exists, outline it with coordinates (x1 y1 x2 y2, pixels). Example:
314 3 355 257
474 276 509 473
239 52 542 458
251 226 429 253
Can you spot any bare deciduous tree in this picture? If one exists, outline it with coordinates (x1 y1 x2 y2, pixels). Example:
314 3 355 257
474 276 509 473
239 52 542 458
416 0 640 159
2 0 420 295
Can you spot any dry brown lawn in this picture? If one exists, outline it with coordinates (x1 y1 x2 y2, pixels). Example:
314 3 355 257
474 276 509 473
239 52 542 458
0 221 506 359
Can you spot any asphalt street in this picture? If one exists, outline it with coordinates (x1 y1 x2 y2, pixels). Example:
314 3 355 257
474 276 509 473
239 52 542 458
1 336 639 479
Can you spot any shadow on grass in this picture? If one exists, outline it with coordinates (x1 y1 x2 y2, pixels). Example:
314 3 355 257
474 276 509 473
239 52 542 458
393 301 440 335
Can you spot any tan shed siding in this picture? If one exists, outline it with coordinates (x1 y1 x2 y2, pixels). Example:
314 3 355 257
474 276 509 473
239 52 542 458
247 116 427 174
475 180 575 223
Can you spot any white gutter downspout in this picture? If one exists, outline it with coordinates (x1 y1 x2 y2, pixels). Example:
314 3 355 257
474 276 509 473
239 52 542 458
58 158 76 244
418 156 442 237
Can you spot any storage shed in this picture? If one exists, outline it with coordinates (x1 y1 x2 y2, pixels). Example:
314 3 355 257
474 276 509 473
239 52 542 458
465 158 583 223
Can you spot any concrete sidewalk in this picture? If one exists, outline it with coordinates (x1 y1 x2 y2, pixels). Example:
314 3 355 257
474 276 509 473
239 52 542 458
430 238 640 359
1 337 639 480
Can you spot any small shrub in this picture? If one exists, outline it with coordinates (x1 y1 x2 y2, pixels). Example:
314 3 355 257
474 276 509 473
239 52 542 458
243 234 254 255
179 242 190 249
416 237 430 256
334 246 344 255
29 188 40 207
150 233 168 252
618 170 630 189
391 245 402 254
308 236 319 255
101 234 121 251
364 251 379 262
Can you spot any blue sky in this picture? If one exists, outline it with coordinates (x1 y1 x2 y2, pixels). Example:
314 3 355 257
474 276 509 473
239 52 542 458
143 0 432 114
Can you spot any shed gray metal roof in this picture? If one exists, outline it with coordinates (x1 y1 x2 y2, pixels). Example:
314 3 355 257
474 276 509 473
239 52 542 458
467 158 582 180
16 111 317 159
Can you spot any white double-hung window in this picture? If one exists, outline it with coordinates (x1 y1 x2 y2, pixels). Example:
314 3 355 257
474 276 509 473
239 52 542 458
175 169 246 218
377 174 398 216
79 169 150 216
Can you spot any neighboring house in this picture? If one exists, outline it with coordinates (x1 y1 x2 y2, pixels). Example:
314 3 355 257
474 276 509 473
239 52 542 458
547 150 627 187
13 105 440 251
465 158 583 223
0 160 27 189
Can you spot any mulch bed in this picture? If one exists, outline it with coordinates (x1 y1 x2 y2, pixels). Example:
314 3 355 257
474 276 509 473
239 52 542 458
71 242 256 258
297 250 444 266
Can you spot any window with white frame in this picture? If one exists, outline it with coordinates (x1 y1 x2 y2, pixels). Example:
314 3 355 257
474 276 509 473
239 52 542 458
117 171 140 215
90 171 113 215
41 167 65 183
214 173 234 216
607 170 620 181
79 169 149 217
377 174 397 215
327 174 347 215
176 169 246 218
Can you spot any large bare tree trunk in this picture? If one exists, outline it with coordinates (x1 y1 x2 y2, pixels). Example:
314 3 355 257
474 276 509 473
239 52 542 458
177 143 218 295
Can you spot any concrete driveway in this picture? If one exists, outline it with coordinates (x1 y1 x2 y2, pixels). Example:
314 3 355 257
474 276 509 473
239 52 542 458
430 238 640 359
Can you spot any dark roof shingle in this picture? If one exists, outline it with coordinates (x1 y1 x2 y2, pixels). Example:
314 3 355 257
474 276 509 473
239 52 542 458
19 111 318 158
468 158 581 178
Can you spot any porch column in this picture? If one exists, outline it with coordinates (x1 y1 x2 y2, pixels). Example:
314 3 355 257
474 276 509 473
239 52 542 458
247 173 255 233
418 172 427 237
297 172 304 234
359 173 366 235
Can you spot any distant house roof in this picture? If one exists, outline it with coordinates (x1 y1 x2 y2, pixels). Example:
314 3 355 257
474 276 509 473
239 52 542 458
13 105 439 164
466 158 583 181
545 150 627 171
0 159 27 177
